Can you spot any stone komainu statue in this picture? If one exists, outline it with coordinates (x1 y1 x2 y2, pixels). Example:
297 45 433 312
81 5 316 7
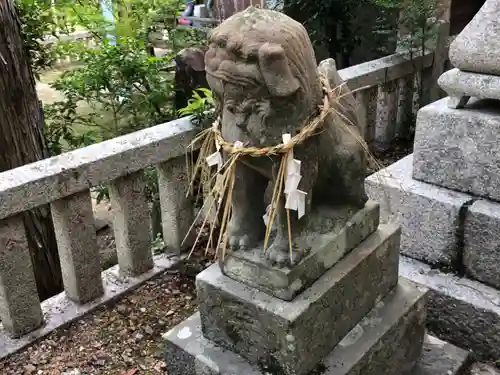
174 47 209 113
205 7 368 267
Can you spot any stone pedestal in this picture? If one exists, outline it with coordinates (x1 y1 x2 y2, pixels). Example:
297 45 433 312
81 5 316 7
365 0 500 361
412 98 500 202
220 201 380 300
367 113 500 363
164 203 469 374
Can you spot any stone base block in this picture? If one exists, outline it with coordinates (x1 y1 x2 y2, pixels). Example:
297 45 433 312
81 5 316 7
221 201 380 300
400 255 500 362
164 278 432 375
470 363 500 375
465 199 500 289
196 224 400 375
365 154 472 266
412 335 470 375
412 97 500 202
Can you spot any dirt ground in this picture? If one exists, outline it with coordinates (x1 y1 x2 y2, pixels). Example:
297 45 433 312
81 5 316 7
0 251 213 375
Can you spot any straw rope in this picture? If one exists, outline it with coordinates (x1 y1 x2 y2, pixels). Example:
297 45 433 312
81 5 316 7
210 77 341 158
183 75 372 261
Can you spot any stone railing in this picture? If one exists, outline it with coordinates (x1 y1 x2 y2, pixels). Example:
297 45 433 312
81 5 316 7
342 21 450 151
41 30 95 67
41 30 94 46
0 117 198 357
0 31 448 357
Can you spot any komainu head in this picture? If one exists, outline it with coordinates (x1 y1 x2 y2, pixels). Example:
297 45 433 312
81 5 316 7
205 7 323 145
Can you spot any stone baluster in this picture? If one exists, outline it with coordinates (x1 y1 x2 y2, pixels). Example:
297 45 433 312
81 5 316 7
375 80 399 151
396 75 414 140
51 191 104 304
157 156 195 255
0 215 43 337
429 20 450 102
109 171 153 276
419 67 434 108
355 86 377 146
412 71 423 117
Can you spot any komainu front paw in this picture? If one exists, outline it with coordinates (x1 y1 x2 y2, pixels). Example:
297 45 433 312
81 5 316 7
226 218 264 251
265 237 303 268
228 233 252 251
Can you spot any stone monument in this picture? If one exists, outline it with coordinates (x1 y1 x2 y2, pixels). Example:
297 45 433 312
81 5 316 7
366 0 500 359
164 7 470 375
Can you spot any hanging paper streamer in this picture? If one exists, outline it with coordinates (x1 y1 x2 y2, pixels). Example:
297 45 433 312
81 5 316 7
206 151 223 170
263 204 271 227
285 190 307 218
282 134 307 219
206 129 225 171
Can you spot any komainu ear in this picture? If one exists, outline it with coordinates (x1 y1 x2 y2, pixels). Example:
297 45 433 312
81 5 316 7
258 43 300 97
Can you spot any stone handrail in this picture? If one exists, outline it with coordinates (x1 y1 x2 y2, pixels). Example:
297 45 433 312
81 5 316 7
341 49 439 151
340 51 434 91
0 30 448 357
0 117 196 220
343 21 450 151
40 30 93 45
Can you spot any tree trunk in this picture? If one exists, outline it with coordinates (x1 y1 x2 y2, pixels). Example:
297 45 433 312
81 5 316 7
0 0 63 301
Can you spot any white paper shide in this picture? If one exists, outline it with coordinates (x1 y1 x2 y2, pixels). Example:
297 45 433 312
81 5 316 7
282 134 307 219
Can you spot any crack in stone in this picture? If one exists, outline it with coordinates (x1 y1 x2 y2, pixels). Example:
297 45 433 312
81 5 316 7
454 198 477 277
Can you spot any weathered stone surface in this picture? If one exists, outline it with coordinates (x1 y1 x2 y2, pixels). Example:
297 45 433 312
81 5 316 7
412 98 500 201
205 7 368 268
396 75 415 140
196 225 400 375
464 199 500 289
321 279 426 375
411 335 470 375
355 86 378 144
399 255 500 362
374 80 398 151
470 363 500 375
51 190 104 304
0 117 197 222
157 156 196 254
221 201 379 300
0 216 43 338
448 0 500 76
338 51 434 91
438 69 500 103
109 171 153 276
365 154 472 266
164 278 428 375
